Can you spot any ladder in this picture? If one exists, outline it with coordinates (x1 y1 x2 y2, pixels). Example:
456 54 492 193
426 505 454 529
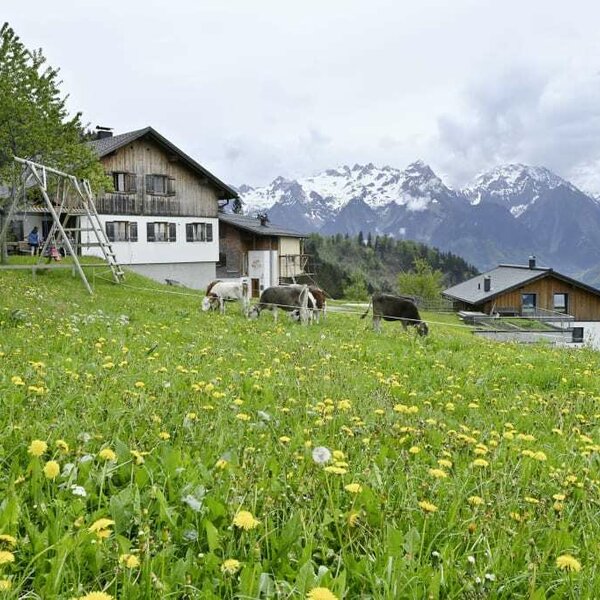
0 158 124 294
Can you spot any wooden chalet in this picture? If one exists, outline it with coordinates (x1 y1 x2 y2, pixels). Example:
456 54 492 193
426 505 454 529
217 213 307 296
443 257 600 321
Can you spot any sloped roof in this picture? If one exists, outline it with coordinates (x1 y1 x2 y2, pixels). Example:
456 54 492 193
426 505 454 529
443 264 600 304
87 127 238 200
218 212 304 238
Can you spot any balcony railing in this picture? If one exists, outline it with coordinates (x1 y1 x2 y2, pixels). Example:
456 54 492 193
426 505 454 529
279 254 311 278
95 194 181 216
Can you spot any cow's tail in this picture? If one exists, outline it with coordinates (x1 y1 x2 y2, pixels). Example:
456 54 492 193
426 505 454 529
299 285 309 325
360 298 372 319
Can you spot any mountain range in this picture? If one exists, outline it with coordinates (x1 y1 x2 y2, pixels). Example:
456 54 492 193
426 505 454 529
239 162 600 285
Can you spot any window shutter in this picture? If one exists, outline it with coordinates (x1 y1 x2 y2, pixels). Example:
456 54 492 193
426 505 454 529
147 222 155 242
186 223 193 242
105 222 115 241
129 222 138 242
168 177 176 196
206 223 213 242
145 174 154 194
169 222 177 242
126 173 137 193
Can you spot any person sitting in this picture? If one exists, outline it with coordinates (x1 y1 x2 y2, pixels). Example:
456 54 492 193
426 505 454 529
27 227 40 256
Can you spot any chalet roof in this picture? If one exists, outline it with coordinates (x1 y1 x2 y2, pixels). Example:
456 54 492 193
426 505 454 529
87 127 238 200
443 263 600 305
218 212 304 238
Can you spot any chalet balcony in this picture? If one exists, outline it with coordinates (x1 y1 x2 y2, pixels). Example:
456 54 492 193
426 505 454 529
95 194 181 216
279 254 312 279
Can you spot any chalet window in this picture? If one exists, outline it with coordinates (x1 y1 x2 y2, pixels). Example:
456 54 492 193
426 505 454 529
553 293 568 314
145 174 176 196
106 221 138 242
521 293 537 313
147 221 177 242
186 222 214 242
112 172 137 193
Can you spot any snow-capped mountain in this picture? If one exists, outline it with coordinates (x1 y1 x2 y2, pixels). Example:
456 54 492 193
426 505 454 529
464 163 576 218
239 161 600 284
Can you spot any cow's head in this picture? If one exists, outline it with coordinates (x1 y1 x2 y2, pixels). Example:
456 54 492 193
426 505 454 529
201 295 219 312
417 321 429 336
248 306 260 320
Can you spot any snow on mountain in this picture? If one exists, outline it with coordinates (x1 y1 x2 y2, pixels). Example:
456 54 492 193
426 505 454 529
241 160 453 220
463 164 575 216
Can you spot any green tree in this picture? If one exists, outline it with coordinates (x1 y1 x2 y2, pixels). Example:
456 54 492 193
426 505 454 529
0 22 105 186
343 271 369 301
397 257 444 301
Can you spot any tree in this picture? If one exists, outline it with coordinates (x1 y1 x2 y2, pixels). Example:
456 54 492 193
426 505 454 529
343 271 369 301
397 257 444 301
0 23 105 187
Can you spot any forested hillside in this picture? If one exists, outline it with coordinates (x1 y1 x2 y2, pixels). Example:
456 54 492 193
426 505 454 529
303 233 479 298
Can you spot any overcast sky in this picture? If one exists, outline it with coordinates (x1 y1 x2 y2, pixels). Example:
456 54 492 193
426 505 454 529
5 0 600 192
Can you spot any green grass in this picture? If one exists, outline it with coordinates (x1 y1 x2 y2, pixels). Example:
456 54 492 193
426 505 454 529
0 267 599 598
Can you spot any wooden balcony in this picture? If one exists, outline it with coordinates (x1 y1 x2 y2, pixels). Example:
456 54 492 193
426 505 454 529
95 194 181 216
279 254 311 279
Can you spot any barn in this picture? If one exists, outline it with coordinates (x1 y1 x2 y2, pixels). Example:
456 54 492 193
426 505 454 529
443 257 600 321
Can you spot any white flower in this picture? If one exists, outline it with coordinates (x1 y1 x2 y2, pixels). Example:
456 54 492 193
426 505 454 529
78 432 91 443
62 463 76 477
312 446 332 465
79 454 94 464
485 573 496 581
467 555 476 565
70 485 87 497
182 494 203 512
257 410 271 422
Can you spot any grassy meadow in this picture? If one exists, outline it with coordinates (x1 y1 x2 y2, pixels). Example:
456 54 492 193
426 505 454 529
1 263 600 599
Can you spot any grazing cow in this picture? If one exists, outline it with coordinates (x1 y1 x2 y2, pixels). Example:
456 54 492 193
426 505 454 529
290 286 327 323
248 284 310 323
201 280 249 315
360 292 429 336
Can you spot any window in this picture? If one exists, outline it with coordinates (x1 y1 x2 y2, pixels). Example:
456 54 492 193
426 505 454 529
553 293 568 314
147 221 176 242
186 222 214 242
146 174 175 196
106 221 138 242
521 293 537 313
112 172 137 193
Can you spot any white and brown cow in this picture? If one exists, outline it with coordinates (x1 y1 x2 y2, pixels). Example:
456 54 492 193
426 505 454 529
202 280 249 315
361 292 428 336
248 284 310 323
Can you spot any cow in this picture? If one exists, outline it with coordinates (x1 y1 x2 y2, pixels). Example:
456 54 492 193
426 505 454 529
248 284 310 323
360 292 429 336
201 280 249 315
289 286 327 323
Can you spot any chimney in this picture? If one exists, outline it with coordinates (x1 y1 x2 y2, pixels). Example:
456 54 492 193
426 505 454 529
483 276 491 292
95 126 113 140
528 255 536 269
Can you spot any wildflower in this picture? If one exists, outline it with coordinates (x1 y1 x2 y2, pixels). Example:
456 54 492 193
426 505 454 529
312 446 332 464
233 510 260 531
71 485 87 497
43 460 60 480
532 451 547 461
347 511 361 527
418 500 438 513
98 448 117 461
78 593 115 600
324 466 347 475
0 551 15 565
344 483 363 494
307 588 339 600
158 432 170 440
472 458 489 468
215 458 228 469
409 446 421 455
332 450 345 460
134 381 145 388
28 439 47 457
468 496 484 506
553 494 566 501
0 535 17 547
130 450 145 465
11 376 25 386
56 439 69 453
279 436 291 444
236 413 251 421
437 459 453 469
88 518 115 539
556 554 582 572
0 580 11 591
119 553 140 569
220 558 241 575
428 468 448 479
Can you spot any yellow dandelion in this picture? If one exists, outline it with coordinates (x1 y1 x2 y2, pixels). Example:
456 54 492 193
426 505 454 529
344 483 363 494
236 413 251 421
56 439 69 453
78 593 115 600
553 494 566 501
347 511 361 527
134 381 145 388
307 587 339 600
119 553 140 569
28 439 47 457
233 510 260 531
98 448 116 461
468 496 484 506
556 554 581 572
0 535 17 547
437 459 453 469
532 451 547 461
418 500 438 513
215 458 229 469
130 450 145 465
220 558 241 575
409 446 421 455
332 450 345 460
0 579 11 591
43 460 60 480
0 551 15 565
471 458 489 468
158 431 170 440
88 518 115 538
11 375 25 386
323 466 347 475
428 468 448 479
279 436 291 443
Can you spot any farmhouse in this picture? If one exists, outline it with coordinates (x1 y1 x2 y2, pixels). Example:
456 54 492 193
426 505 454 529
443 257 600 321
217 212 307 297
